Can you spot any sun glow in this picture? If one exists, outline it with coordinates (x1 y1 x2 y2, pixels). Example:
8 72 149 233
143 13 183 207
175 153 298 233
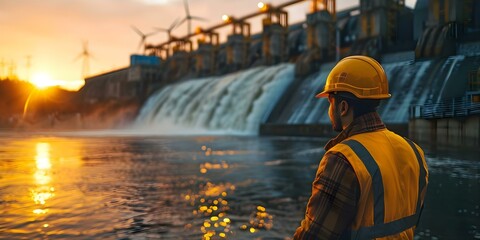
29 72 84 91
31 72 57 89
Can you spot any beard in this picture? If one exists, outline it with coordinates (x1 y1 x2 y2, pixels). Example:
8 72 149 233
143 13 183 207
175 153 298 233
332 107 343 132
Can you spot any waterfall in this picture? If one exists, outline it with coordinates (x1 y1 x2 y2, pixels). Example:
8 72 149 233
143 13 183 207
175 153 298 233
275 63 334 125
135 63 295 135
276 60 434 124
380 56 468 123
135 55 474 134
379 60 433 123
272 56 471 125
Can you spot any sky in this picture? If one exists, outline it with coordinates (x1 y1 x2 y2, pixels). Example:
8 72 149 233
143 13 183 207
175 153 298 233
0 0 417 91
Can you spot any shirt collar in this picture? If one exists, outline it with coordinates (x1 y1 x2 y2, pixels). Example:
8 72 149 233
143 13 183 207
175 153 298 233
324 112 386 151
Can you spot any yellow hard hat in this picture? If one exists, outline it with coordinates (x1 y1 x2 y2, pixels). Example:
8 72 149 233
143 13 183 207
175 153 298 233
315 55 391 99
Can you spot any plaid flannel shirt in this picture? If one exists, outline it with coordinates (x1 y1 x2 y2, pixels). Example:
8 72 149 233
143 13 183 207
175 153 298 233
294 112 387 240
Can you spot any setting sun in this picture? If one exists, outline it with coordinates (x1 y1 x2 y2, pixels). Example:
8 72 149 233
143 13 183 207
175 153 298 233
31 72 57 89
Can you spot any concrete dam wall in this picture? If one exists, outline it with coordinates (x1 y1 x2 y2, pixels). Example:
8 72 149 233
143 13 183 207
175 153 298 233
134 54 480 135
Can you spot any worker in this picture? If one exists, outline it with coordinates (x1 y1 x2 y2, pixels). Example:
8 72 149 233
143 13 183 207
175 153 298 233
293 55 429 239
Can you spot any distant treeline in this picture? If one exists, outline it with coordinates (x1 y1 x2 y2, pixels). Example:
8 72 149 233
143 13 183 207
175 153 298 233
0 79 79 127
0 79 142 130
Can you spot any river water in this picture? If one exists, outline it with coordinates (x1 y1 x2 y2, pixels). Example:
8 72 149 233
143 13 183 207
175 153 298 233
0 132 479 239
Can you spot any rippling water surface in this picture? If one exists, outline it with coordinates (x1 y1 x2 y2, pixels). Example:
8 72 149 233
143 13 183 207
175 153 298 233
0 132 478 239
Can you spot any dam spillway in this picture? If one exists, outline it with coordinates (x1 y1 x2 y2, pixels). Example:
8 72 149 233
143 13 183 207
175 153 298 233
134 63 295 135
134 54 479 135
278 55 479 126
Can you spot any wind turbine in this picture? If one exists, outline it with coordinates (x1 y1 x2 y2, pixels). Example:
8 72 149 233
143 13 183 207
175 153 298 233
155 18 181 41
177 0 207 36
73 40 93 79
131 26 159 53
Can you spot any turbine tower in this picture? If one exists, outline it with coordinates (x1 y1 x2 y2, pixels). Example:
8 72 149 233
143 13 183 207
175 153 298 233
178 0 207 36
74 40 93 79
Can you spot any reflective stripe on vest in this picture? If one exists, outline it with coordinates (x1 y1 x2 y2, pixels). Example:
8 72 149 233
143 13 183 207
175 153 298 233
342 138 426 239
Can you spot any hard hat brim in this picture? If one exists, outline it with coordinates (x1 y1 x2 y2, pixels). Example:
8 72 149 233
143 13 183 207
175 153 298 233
315 91 329 98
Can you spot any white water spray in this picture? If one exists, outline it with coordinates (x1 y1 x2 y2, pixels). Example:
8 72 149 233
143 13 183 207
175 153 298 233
135 64 295 135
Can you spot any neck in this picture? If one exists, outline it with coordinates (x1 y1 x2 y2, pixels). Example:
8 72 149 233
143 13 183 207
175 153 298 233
341 111 354 130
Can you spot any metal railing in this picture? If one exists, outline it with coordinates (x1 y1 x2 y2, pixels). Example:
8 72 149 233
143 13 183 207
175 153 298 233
410 92 480 119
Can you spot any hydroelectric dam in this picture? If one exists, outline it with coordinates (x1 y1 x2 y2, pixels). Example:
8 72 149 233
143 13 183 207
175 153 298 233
81 0 480 145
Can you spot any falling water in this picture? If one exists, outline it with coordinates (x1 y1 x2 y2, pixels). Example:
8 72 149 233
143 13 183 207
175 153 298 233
274 63 333 125
135 55 474 133
379 59 433 123
135 64 295 134
379 55 469 123
273 56 472 125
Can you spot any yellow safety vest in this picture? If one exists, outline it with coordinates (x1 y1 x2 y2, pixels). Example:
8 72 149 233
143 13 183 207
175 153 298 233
327 129 428 239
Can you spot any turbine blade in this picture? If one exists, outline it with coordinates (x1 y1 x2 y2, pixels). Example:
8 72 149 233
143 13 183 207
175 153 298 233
72 53 83 63
191 16 208 21
131 25 144 37
169 17 181 30
154 27 168 32
145 30 158 37
177 18 188 28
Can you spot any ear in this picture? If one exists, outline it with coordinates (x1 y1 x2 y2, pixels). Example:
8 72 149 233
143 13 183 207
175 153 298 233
339 100 350 117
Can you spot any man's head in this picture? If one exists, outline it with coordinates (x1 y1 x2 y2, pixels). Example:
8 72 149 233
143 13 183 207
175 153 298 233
316 55 390 131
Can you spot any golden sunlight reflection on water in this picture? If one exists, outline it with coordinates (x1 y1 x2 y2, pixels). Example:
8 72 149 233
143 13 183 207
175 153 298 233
32 143 54 213
184 144 277 239
1 137 85 236
185 181 235 239
30 139 84 232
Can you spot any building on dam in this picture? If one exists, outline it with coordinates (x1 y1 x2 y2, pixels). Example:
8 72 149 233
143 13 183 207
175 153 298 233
80 0 480 144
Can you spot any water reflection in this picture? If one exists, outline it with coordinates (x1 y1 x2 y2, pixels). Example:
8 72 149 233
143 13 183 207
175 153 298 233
185 144 282 239
185 181 235 239
0 135 477 239
0 137 87 238
31 142 55 217
248 205 273 231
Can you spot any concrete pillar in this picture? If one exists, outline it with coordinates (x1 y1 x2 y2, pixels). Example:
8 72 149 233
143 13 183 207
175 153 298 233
223 19 251 72
306 10 335 59
195 42 216 76
409 118 436 143
465 116 480 145
195 32 219 76
294 0 336 77
163 50 190 83
262 10 288 65
359 0 404 46
226 34 249 71
426 0 467 27
359 0 387 39
171 50 189 65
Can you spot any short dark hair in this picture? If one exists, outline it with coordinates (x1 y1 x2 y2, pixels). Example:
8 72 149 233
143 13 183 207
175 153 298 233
331 92 380 118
